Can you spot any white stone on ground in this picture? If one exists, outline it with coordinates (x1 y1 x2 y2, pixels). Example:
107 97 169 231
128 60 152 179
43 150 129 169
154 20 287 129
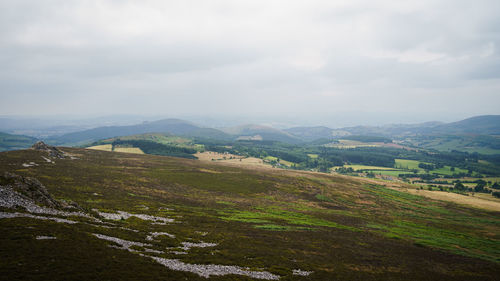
0 212 77 224
92 233 152 253
41 156 54 163
0 187 92 219
170 251 188 255
146 231 176 241
36 235 56 240
181 241 217 251
96 210 174 224
292 269 313 276
149 256 280 280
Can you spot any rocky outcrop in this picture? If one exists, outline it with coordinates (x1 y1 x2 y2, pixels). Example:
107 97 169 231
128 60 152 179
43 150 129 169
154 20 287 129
1 172 61 208
31 141 66 159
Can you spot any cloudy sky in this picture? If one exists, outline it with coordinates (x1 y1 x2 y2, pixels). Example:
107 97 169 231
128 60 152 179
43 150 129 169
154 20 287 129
1 0 499 126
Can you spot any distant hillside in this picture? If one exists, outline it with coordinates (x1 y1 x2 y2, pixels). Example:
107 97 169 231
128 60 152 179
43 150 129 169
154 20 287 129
285 126 335 141
425 115 500 135
333 122 443 137
222 124 302 143
0 132 37 151
49 119 231 146
337 116 500 137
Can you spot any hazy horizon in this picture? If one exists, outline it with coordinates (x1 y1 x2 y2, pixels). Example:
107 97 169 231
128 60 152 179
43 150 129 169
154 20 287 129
0 112 495 132
1 1 500 124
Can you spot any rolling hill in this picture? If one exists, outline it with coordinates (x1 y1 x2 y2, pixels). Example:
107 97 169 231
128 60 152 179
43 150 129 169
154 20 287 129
425 115 500 135
221 124 302 143
0 146 499 280
286 115 500 142
48 119 231 146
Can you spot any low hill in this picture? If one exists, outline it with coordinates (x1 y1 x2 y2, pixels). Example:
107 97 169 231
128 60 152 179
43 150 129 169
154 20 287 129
222 124 302 143
0 148 499 280
48 118 231 146
0 132 38 151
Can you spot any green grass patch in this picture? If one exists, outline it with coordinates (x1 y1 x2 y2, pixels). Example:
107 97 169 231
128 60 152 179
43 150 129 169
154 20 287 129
219 206 358 231
315 194 333 202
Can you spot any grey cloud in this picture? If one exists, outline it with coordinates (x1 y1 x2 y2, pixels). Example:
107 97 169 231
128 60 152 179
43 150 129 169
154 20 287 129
0 0 499 123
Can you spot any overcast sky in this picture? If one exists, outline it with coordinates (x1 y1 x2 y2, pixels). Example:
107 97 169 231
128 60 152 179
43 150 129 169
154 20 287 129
1 0 499 126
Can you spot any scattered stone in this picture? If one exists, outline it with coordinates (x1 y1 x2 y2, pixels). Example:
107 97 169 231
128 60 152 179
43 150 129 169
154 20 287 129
181 241 217 251
146 231 176 241
92 233 152 253
36 235 56 240
292 269 313 276
41 156 54 163
149 257 280 280
170 251 188 255
96 210 174 224
0 212 77 224
144 248 164 254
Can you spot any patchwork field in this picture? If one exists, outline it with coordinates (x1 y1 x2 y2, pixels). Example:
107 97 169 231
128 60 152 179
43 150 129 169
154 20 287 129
0 147 499 280
337 159 474 179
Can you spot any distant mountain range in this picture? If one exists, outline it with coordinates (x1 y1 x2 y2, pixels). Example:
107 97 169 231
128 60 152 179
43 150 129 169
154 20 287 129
287 115 500 140
1 115 499 149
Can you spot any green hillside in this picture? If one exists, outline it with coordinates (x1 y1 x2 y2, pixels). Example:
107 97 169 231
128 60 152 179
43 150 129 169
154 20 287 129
0 132 37 151
48 119 231 146
0 148 499 280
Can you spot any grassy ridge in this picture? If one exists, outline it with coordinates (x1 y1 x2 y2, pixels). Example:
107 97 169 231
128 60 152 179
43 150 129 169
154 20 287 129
0 148 499 280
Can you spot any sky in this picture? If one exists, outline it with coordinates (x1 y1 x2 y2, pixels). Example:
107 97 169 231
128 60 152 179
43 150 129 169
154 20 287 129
1 0 499 127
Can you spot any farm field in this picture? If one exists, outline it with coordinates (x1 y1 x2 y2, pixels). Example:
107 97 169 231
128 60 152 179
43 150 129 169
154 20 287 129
340 159 472 178
402 188 500 212
0 147 499 280
326 139 378 148
87 144 113 151
87 144 144 154
263 156 294 167
343 164 398 171
113 147 144 154
394 159 422 171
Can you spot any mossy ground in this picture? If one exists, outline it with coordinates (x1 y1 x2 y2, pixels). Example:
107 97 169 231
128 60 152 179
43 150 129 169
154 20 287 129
0 148 499 280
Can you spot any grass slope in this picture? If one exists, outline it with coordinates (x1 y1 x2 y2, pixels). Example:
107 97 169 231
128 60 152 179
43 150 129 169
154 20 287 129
0 148 499 280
